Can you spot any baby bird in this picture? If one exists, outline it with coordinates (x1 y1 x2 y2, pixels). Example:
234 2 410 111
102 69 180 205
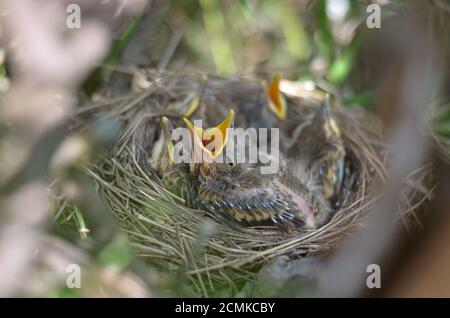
186 73 345 206
155 110 331 230
286 97 346 205
141 72 345 229
179 73 287 131
184 73 321 152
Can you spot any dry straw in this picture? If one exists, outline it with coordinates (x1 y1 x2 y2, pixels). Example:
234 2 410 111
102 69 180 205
78 70 439 296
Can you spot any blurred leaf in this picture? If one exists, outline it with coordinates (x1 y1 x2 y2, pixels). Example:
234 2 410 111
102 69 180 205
97 236 134 270
74 206 89 240
48 287 81 298
199 0 236 75
278 1 310 62
82 16 143 95
314 0 334 62
328 34 361 83
297 71 315 82
0 64 5 77
343 90 375 108
102 16 143 79
238 0 253 21
434 120 450 137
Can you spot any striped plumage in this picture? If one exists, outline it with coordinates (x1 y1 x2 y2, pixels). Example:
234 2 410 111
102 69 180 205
154 116 331 230
162 161 329 229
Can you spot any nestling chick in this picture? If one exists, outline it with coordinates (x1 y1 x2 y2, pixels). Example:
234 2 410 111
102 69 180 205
181 74 287 132
188 73 318 151
286 97 346 205
155 110 331 230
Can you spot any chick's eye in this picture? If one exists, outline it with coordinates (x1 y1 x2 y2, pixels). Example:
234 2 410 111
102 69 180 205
319 162 327 178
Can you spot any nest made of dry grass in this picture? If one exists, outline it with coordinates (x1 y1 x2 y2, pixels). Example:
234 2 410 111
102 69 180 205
78 70 437 296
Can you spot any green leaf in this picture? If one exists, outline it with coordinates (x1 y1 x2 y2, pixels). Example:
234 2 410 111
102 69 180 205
199 0 236 75
343 91 375 108
101 16 143 79
48 287 81 298
74 207 89 240
314 0 334 62
97 236 134 270
328 34 361 84
434 121 450 137
278 1 310 62
238 0 253 21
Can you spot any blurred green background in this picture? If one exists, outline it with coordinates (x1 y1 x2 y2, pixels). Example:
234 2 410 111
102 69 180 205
2 0 450 297
53 0 450 296
164 0 379 107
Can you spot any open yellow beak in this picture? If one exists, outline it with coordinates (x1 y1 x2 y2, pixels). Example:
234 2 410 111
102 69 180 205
266 73 287 121
183 109 234 161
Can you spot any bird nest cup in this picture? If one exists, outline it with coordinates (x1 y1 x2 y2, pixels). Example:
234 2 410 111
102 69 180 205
85 71 433 296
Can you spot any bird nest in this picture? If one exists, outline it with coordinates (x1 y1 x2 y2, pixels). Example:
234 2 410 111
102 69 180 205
80 70 437 296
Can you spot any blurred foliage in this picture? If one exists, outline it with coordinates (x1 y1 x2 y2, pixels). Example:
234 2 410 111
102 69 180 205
154 0 395 112
88 0 449 116
97 235 134 270
1 0 448 297
160 0 449 126
56 0 450 297
434 105 450 137
102 17 143 79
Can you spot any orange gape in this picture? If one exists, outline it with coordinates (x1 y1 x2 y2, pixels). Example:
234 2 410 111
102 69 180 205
266 73 287 120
